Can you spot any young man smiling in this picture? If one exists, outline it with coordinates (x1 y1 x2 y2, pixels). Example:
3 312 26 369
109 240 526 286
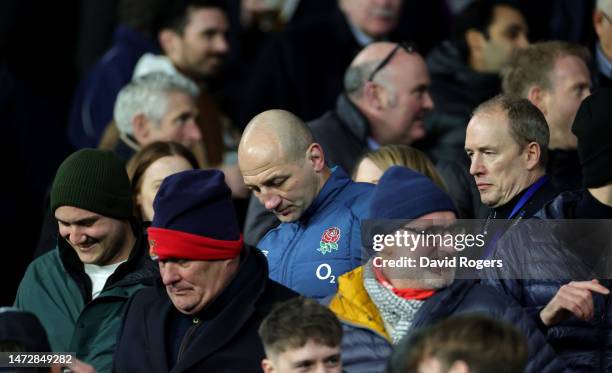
14 149 158 372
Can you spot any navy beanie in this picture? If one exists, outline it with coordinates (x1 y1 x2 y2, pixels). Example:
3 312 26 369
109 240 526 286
572 87 612 188
0 308 51 352
151 169 240 241
369 166 457 219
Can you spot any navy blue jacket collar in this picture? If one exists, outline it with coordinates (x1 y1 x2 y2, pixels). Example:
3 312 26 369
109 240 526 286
300 167 352 223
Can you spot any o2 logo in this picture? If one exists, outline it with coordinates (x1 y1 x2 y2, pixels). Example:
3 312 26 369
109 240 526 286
316 263 336 283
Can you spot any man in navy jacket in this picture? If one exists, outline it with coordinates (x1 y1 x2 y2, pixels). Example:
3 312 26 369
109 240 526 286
238 109 373 299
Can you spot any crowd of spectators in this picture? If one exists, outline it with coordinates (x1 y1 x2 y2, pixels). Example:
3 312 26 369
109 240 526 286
2 0 612 372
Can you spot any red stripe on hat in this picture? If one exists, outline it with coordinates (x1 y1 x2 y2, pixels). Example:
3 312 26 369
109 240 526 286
147 227 243 261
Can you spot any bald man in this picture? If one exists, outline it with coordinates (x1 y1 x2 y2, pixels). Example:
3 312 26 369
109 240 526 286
238 110 373 299
308 41 434 174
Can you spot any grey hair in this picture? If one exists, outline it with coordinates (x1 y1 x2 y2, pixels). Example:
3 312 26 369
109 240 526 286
113 72 199 135
344 60 386 99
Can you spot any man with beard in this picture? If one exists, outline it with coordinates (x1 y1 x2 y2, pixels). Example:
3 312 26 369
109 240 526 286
422 0 529 163
134 0 233 167
14 149 158 371
324 166 563 372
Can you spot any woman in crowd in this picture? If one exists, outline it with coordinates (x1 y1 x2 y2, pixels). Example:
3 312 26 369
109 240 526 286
353 144 446 190
127 141 199 221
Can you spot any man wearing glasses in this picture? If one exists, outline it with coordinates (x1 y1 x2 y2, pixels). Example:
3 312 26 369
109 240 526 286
309 41 434 174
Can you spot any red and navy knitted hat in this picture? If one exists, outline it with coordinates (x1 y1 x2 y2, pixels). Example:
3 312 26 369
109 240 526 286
148 169 242 260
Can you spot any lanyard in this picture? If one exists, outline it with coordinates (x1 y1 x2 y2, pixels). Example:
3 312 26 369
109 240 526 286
482 175 549 259
507 175 549 219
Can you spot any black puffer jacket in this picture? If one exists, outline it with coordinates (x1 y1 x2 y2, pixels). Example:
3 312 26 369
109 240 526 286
486 190 612 372
403 280 565 373
420 41 500 163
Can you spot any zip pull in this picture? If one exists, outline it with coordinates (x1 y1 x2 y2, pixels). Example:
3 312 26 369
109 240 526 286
192 317 200 324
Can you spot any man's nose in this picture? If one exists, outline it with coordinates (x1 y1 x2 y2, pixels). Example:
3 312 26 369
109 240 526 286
185 119 202 143
469 154 484 176
214 35 229 55
260 191 282 211
67 227 86 245
422 91 434 110
516 33 529 49
161 262 181 286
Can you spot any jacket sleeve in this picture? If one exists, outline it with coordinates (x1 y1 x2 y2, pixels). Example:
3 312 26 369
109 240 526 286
501 303 568 373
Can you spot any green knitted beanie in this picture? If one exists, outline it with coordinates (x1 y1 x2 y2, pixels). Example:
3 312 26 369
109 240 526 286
50 149 133 219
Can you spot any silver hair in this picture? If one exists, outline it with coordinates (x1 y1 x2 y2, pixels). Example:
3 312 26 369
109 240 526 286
113 72 199 135
344 60 397 102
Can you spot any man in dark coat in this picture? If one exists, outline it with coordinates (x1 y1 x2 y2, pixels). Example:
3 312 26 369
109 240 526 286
486 88 612 372
308 41 485 219
114 169 297 372
421 0 528 163
237 0 404 126
465 95 560 253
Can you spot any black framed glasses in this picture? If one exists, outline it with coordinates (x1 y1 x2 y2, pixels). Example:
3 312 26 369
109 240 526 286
367 41 417 82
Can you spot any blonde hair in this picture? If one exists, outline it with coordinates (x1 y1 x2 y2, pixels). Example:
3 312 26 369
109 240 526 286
355 145 447 190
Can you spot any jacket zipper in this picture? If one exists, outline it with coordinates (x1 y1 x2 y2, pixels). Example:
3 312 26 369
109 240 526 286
177 317 201 362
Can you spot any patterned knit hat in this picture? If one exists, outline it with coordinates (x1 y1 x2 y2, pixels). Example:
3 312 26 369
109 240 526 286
50 149 133 219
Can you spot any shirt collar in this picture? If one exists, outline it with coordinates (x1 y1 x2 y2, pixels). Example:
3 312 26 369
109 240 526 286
347 21 376 47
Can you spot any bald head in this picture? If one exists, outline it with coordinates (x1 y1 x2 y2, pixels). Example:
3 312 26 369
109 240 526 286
239 110 315 164
344 42 425 99
238 110 329 222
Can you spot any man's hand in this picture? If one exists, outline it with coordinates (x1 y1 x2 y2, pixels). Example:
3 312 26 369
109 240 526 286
540 279 609 327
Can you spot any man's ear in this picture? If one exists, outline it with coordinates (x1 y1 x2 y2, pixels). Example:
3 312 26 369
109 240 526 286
159 29 181 58
306 143 326 172
527 86 547 115
363 81 384 111
466 29 486 56
261 358 275 373
594 9 606 36
524 141 542 170
132 114 150 145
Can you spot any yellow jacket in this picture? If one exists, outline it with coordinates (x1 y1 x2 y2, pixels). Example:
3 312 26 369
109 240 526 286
328 266 391 342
